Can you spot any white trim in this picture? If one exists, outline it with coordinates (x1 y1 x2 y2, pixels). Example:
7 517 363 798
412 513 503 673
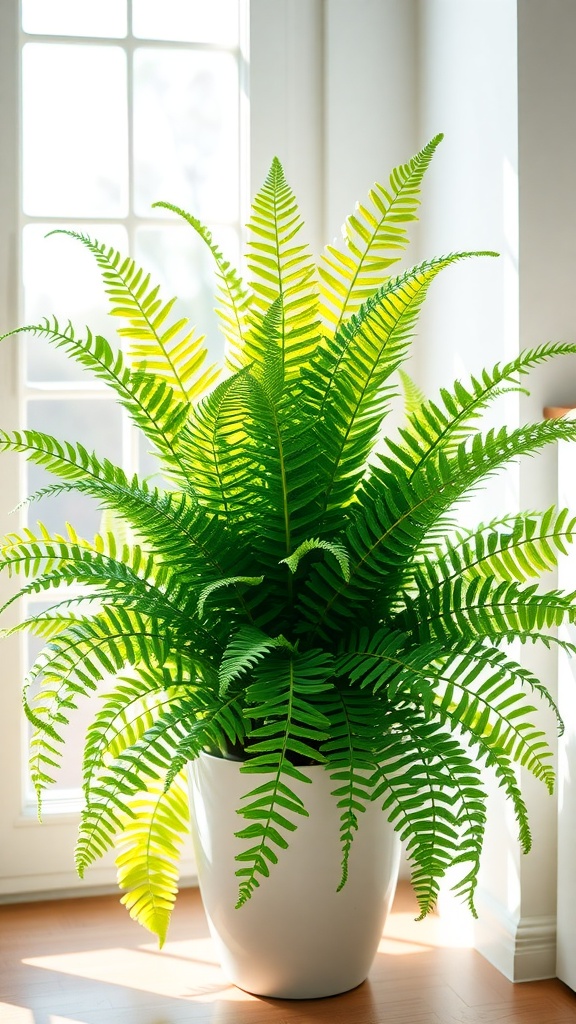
515 915 558 983
474 888 557 982
0 868 199 904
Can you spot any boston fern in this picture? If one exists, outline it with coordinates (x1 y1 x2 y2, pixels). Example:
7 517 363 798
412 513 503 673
3 133 576 944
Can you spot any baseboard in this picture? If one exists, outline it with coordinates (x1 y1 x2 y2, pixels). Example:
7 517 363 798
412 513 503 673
0 874 199 905
513 913 558 981
474 888 557 982
0 865 198 905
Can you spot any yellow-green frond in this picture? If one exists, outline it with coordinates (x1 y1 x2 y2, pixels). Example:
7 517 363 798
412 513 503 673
116 773 190 946
319 135 443 336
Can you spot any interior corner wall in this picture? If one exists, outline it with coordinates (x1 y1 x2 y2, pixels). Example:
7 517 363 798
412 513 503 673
516 0 576 989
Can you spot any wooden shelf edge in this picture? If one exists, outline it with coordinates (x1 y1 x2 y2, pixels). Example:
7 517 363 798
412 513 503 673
544 406 576 419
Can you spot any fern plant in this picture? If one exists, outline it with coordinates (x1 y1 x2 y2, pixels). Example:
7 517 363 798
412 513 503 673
2 133 576 945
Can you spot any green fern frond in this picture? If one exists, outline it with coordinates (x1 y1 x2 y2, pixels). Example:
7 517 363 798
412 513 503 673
300 416 576 636
319 686 382 889
0 524 174 610
163 692 248 784
306 252 497 513
242 157 320 380
426 506 576 585
431 646 555 791
82 673 188 803
0 427 117 484
407 575 576 648
218 626 294 695
5 320 192 482
319 134 443 335
49 230 220 403
372 711 486 917
0 456 251 611
398 369 427 415
24 607 191 801
197 575 265 618
234 649 334 906
152 201 250 367
76 700 200 875
175 368 260 521
393 341 576 476
280 538 350 581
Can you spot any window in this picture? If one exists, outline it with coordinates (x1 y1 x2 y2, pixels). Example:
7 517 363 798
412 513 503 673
20 0 245 808
0 0 249 895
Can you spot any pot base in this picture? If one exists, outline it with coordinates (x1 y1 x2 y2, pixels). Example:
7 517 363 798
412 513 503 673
189 753 400 1000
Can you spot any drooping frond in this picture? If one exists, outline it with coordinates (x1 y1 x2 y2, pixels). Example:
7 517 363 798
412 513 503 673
319 134 443 334
76 698 202 875
319 685 384 889
372 710 486 917
234 649 334 906
116 772 190 945
49 230 220 403
432 645 556 791
340 629 556 792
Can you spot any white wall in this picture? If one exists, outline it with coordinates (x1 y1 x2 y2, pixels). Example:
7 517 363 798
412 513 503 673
250 0 420 255
414 0 524 977
416 0 576 983
249 0 325 253
322 0 419 245
516 0 576 985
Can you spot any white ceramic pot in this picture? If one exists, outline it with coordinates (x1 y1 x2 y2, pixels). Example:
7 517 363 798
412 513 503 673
188 751 400 999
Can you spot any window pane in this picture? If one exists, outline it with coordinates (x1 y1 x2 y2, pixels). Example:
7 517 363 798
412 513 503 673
132 0 238 45
24 224 128 382
133 48 239 222
22 0 127 38
22 44 128 217
26 400 123 536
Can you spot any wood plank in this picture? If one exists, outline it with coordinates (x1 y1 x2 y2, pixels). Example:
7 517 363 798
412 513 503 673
1 883 576 1023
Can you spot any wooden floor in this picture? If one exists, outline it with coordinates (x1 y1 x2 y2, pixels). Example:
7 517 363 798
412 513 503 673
1 882 576 1024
